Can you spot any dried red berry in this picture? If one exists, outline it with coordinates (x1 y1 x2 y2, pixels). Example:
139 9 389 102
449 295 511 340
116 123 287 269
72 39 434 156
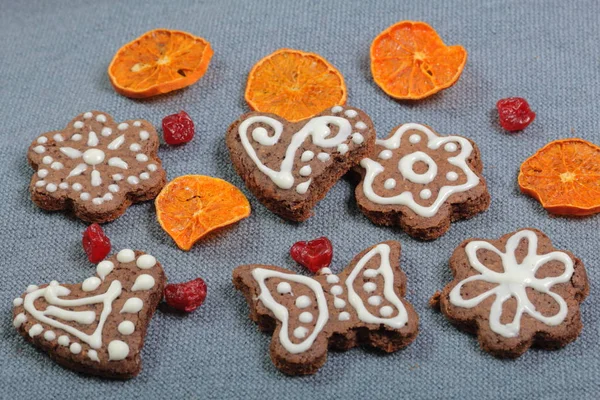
82 223 111 263
164 278 207 312
162 110 195 145
290 237 333 273
496 97 536 131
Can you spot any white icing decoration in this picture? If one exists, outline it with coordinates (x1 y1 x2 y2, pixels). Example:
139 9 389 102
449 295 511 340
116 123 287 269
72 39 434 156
29 324 43 337
140 172 150 180
108 157 128 169
70 342 82 354
35 180 45 187
337 144 349 154
299 165 311 177
363 282 377 293
127 176 139 185
73 121 84 129
103 193 113 201
326 275 339 284
60 147 82 159
238 115 355 190
301 151 314 162
68 163 87 178
378 150 392 160
136 154 148 162
83 149 105 166
13 297 23 307
96 114 107 123
59 182 69 190
13 313 26 328
319 268 332 275
42 156 53 164
445 142 458 152
113 174 123 181
363 269 378 278
120 298 144 314
409 134 421 144
296 179 311 194
420 189 432 199
117 249 135 263
136 255 156 269
129 143 141 152
46 183 57 192
71 134 82 141
37 169 48 178
331 285 343 296
277 282 292 294
43 306 96 324
338 312 350 321
53 134 64 142
87 131 99 146
380 306 394 317
96 260 114 281
80 193 90 201
131 274 155 291
295 296 311 309
88 350 100 362
91 170 102 186
299 312 313 323
27 285 39 293
355 121 367 130
384 178 396 190
118 123 129 131
101 127 112 137
82 277 101 292
447 171 459 181
33 145 45 154
351 133 364 144
58 335 69 346
133 121 141 127
368 296 383 306
118 321 135 335
108 340 129 360
317 152 330 162
108 184 119 193
449 230 574 338
107 135 125 150
331 106 343 113
147 164 157 172
51 162 64 170
92 198 104 205
83 112 93 119
72 183 82 191
37 137 48 144
44 330 56 341
334 298 346 308
344 110 358 118
251 268 328 354
293 327 308 339
139 131 150 140
360 123 480 218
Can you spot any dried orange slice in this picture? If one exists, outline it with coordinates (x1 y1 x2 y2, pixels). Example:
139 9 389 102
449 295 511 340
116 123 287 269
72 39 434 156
370 21 467 100
245 48 347 122
518 138 600 216
108 29 213 98
155 175 251 250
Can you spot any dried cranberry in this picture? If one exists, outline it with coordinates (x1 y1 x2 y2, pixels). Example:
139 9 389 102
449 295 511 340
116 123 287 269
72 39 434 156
82 223 111 263
496 97 536 131
290 237 333 273
164 278 207 312
162 111 195 145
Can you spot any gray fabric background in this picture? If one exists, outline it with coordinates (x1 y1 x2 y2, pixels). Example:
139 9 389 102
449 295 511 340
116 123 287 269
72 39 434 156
1 0 598 398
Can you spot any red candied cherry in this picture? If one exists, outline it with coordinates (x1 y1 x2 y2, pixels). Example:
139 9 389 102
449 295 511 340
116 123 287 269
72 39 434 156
290 237 333 273
496 97 536 131
82 223 111 263
162 110 195 145
164 278 207 312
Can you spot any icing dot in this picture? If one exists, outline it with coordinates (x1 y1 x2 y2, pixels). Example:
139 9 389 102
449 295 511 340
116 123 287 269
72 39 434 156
13 313 26 328
384 178 396 190
127 176 140 185
13 297 23 307
82 277 101 292
380 306 394 317
337 144 349 155
334 298 346 309
44 330 56 341
29 324 43 337
296 180 311 194
37 169 48 178
92 198 104 205
59 182 69 189
87 131 99 146
140 172 150 180
133 121 142 127
73 121 84 129
26 284 39 293
71 133 82 141
299 165 311 177
363 282 377 293
136 254 156 269
46 183 57 193
83 112 93 119
120 297 144 314
363 269 378 278
317 152 330 162
293 327 308 339
444 142 458 152
295 295 311 308
33 145 45 154
51 162 64 170
130 143 141 152
108 340 129 361
299 312 313 324
101 127 112 137
103 193 113 201
113 174 123 181
368 296 383 306
132 274 155 291
53 133 64 142
378 150 392 160
72 183 82 191
301 150 314 162
352 133 364 144
330 285 343 296
139 131 150 140
108 184 120 193
277 282 292 294
319 268 331 274
42 156 53 164
409 134 421 144
118 321 135 335
331 106 343 113
118 123 129 131
96 114 107 123
58 335 70 346
338 312 350 321
83 148 105 165
355 121 367 130
420 189 432 199
147 164 157 172
344 109 358 118
326 275 339 284
88 350 100 362
136 154 148 162
117 249 136 263
446 171 459 181
37 137 48 144
96 260 114 280
70 342 82 354
35 180 45 187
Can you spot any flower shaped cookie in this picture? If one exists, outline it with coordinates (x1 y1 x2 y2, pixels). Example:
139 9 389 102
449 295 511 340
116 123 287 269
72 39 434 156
436 229 589 357
355 123 490 240
28 111 166 223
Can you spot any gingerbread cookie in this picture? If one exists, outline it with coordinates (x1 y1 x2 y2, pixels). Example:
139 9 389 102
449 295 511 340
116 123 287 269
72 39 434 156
355 123 490 240
12 249 166 379
28 111 167 223
226 106 376 221
432 229 589 358
233 241 419 375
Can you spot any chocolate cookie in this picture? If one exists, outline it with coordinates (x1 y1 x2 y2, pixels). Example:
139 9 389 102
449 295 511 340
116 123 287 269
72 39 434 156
226 106 376 221
355 123 490 240
28 111 167 223
233 241 419 375
432 228 589 357
12 249 166 379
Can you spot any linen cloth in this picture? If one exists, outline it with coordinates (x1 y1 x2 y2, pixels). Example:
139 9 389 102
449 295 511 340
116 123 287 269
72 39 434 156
0 0 598 398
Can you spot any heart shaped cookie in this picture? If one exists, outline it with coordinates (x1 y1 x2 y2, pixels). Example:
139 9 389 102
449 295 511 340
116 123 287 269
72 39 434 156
12 249 166 379
226 106 376 221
